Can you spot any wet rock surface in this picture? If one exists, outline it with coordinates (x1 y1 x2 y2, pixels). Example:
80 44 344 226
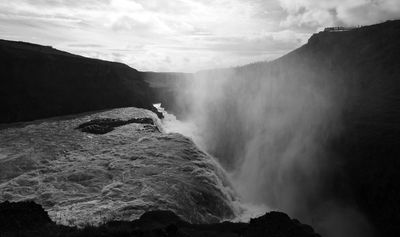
77 117 156 134
0 201 320 237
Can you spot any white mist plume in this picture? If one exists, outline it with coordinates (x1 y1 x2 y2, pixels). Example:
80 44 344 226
170 62 372 237
182 66 338 209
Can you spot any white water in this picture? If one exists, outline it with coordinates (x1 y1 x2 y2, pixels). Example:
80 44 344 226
0 107 239 226
154 103 269 222
154 103 204 149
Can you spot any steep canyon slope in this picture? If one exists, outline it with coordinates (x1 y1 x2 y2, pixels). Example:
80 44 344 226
148 20 400 236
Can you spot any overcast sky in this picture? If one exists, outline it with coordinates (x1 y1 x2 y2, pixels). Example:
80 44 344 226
1 0 399 72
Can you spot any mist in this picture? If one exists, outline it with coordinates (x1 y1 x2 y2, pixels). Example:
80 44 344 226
163 59 373 237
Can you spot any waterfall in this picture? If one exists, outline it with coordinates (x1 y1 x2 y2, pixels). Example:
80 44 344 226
157 66 372 236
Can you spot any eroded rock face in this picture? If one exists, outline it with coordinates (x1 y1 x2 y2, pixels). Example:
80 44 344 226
0 107 237 226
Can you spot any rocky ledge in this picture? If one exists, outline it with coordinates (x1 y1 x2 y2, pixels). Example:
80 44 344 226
0 201 320 237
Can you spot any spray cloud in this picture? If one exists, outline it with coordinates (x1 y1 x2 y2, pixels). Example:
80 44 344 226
168 59 373 236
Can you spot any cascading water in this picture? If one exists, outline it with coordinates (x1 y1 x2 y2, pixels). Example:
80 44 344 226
154 103 269 222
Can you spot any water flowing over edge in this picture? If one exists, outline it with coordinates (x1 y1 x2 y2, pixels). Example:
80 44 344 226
0 107 248 226
154 103 269 222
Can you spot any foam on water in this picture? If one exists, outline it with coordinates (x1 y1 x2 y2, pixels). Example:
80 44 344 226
154 103 269 222
153 103 204 148
0 107 239 226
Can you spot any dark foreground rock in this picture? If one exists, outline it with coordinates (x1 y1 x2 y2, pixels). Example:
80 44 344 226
0 201 320 237
0 201 51 232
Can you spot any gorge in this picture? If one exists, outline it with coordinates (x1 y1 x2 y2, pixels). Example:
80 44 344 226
1 20 400 237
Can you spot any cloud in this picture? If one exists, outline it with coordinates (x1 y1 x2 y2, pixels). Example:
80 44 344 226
67 44 104 48
0 0 399 72
110 15 173 35
279 0 400 29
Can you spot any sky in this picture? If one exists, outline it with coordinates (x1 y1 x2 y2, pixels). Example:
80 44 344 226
0 0 399 72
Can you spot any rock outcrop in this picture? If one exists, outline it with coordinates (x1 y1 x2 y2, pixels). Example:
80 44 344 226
0 201 320 237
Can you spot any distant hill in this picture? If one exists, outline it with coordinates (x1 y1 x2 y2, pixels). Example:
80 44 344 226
142 71 193 117
0 39 161 123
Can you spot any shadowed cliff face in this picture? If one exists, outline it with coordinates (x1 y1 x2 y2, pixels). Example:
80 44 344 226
0 40 162 124
149 20 400 237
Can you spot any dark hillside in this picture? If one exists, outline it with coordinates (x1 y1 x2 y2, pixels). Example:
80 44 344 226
289 20 400 236
217 20 400 236
238 20 400 236
0 39 159 123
